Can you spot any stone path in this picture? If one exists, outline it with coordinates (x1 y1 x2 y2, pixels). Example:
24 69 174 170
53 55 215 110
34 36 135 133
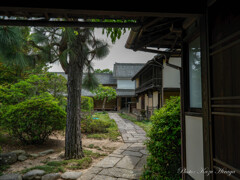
79 113 148 180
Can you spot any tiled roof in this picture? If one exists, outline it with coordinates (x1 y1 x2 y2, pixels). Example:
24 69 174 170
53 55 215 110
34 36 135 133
113 63 145 78
86 73 116 85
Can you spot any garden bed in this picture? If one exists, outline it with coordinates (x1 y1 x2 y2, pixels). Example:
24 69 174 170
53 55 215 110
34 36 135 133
0 112 123 176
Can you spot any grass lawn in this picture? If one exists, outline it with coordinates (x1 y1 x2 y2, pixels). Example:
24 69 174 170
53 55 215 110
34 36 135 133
86 112 121 141
118 113 152 133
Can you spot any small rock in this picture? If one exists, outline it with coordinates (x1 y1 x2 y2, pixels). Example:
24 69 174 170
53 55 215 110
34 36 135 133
11 150 26 156
22 169 45 180
0 152 17 165
41 173 61 180
18 154 28 161
29 154 39 158
39 149 54 156
61 171 82 179
58 153 65 159
0 173 22 180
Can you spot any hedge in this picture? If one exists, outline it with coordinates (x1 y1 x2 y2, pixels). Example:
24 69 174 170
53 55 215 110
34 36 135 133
142 96 181 180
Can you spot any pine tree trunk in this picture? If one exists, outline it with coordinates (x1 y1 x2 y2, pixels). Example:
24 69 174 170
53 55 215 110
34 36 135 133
65 59 84 159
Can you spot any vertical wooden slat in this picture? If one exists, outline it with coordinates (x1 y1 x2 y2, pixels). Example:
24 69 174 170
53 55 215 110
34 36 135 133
201 10 213 180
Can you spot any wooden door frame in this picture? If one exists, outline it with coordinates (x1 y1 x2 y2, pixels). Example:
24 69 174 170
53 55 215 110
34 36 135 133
200 10 213 180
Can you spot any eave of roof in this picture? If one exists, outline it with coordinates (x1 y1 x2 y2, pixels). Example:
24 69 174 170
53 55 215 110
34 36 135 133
125 16 197 57
131 55 164 80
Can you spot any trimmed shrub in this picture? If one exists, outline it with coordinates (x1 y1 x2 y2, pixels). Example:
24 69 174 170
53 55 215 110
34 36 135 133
142 96 181 180
3 93 66 144
81 96 94 112
81 113 111 134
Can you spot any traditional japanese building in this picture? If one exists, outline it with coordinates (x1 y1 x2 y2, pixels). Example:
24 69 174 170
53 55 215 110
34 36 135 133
1 2 239 179
131 55 181 117
113 63 144 112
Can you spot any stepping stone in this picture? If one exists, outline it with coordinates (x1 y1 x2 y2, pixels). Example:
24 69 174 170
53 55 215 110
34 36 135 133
61 172 82 179
140 149 148 155
135 155 147 170
29 154 39 158
39 149 54 156
18 154 28 161
42 173 60 180
119 143 132 150
112 149 124 155
11 150 26 156
78 173 95 180
109 154 124 158
99 167 142 179
0 173 22 180
115 156 141 169
94 156 121 168
23 169 45 180
92 175 117 180
122 151 142 157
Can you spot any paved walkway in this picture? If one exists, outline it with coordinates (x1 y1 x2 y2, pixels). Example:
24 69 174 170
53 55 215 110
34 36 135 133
79 113 148 180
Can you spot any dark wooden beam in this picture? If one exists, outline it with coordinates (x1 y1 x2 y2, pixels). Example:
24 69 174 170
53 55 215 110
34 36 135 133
138 47 176 56
134 31 172 50
0 19 141 28
0 5 203 19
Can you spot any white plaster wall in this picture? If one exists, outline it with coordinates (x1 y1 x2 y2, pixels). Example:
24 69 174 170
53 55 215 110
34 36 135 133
145 94 148 110
162 57 181 88
117 80 135 89
153 91 158 107
137 96 141 109
185 116 204 180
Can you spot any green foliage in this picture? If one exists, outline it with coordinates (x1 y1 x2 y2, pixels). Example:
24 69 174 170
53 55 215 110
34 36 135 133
0 72 67 108
142 96 181 180
94 68 113 74
0 26 47 75
82 73 99 91
81 96 94 111
3 94 66 144
92 84 117 101
82 112 120 141
0 63 21 84
91 19 136 43
81 113 111 134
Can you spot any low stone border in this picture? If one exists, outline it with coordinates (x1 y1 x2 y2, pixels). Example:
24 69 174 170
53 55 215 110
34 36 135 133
0 170 83 180
0 149 55 165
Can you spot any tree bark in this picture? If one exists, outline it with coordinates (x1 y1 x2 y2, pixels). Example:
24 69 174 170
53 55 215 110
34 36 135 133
65 59 84 159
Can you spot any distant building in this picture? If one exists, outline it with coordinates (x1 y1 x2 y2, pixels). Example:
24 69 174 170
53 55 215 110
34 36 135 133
132 55 181 117
113 63 145 112
54 62 144 111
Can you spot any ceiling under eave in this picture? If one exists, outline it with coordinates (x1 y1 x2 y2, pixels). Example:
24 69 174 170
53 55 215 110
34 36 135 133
0 2 203 56
0 1 203 21
125 16 187 57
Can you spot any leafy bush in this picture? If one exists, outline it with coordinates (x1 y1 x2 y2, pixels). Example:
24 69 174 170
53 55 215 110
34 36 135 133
142 96 181 180
3 93 66 144
81 96 94 111
81 113 111 134
0 72 67 109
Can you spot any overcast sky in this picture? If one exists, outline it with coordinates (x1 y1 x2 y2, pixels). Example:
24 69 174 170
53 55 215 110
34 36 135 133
48 28 154 72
